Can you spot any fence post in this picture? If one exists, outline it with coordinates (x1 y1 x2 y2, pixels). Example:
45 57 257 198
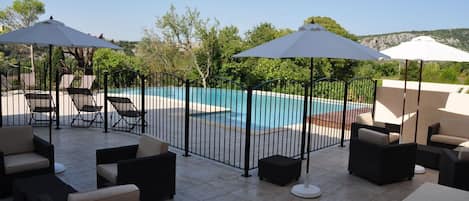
0 74 3 127
17 62 21 89
300 83 309 160
184 80 191 157
55 70 60 129
103 71 108 133
372 80 378 119
243 87 253 177
43 62 47 90
340 81 349 147
140 73 145 134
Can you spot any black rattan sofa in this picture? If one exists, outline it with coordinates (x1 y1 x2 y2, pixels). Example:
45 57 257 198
0 126 54 197
96 135 176 201
438 149 469 191
348 127 416 185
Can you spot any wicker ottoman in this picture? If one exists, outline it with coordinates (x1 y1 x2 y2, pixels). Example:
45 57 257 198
416 145 442 170
258 155 301 186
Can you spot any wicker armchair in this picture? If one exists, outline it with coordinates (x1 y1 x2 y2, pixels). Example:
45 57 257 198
0 126 54 197
438 149 469 191
348 128 416 185
96 135 175 201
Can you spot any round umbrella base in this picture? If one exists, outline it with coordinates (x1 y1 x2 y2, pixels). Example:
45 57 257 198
291 184 321 199
55 162 66 174
414 165 425 174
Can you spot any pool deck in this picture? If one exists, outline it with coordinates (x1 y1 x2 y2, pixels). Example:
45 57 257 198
1 91 230 117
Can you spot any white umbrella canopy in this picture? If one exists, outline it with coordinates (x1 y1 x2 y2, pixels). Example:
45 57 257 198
381 36 469 62
234 24 389 60
0 18 121 49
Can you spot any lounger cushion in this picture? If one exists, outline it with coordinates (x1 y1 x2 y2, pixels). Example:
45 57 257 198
4 153 49 174
113 102 133 111
97 163 118 184
389 132 400 143
68 184 139 201
358 128 389 145
457 147 469 161
136 135 168 158
356 113 374 126
430 134 469 146
0 126 34 155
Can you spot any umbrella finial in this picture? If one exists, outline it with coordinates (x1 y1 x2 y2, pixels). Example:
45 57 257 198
49 16 53 20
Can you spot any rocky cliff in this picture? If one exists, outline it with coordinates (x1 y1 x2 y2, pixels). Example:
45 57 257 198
359 29 469 51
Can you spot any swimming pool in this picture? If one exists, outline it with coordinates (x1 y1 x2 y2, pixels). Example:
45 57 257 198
114 87 356 129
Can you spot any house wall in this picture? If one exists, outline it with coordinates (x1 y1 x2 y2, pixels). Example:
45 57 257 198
375 86 469 144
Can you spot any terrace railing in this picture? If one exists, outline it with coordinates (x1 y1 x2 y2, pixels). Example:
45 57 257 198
0 67 376 176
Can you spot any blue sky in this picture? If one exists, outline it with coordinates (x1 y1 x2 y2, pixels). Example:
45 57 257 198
2 0 469 41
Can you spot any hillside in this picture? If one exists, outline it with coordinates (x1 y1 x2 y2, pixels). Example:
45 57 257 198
359 28 469 51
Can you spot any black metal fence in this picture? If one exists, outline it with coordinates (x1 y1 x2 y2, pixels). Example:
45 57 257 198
0 67 376 176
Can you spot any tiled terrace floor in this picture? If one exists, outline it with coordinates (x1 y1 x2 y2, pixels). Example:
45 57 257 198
2 128 438 201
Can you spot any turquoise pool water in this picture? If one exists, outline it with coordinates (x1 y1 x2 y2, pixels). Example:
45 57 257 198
119 86 356 130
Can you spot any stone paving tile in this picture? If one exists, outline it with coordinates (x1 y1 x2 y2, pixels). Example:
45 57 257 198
0 127 439 201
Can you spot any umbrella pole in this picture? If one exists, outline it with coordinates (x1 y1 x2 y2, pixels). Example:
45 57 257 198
49 44 67 174
291 58 321 199
414 60 424 143
400 60 409 138
48 45 52 144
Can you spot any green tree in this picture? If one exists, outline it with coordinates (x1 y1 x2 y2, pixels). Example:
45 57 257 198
149 5 221 87
304 16 358 41
137 29 190 75
303 16 360 80
0 0 45 72
93 48 142 87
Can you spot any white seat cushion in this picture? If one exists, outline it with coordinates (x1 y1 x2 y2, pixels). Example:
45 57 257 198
4 153 49 174
97 163 118 184
358 128 389 145
431 134 469 146
356 113 374 126
68 184 139 201
0 126 34 155
136 135 168 158
389 132 400 143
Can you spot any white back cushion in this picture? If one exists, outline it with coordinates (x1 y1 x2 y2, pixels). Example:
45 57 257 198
356 112 374 126
136 135 168 158
0 126 35 155
358 128 389 145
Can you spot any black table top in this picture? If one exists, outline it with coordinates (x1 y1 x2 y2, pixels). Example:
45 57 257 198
13 174 77 201
259 155 300 166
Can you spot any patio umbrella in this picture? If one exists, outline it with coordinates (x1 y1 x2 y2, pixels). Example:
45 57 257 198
0 16 121 173
381 36 469 175
381 36 469 142
234 23 388 199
